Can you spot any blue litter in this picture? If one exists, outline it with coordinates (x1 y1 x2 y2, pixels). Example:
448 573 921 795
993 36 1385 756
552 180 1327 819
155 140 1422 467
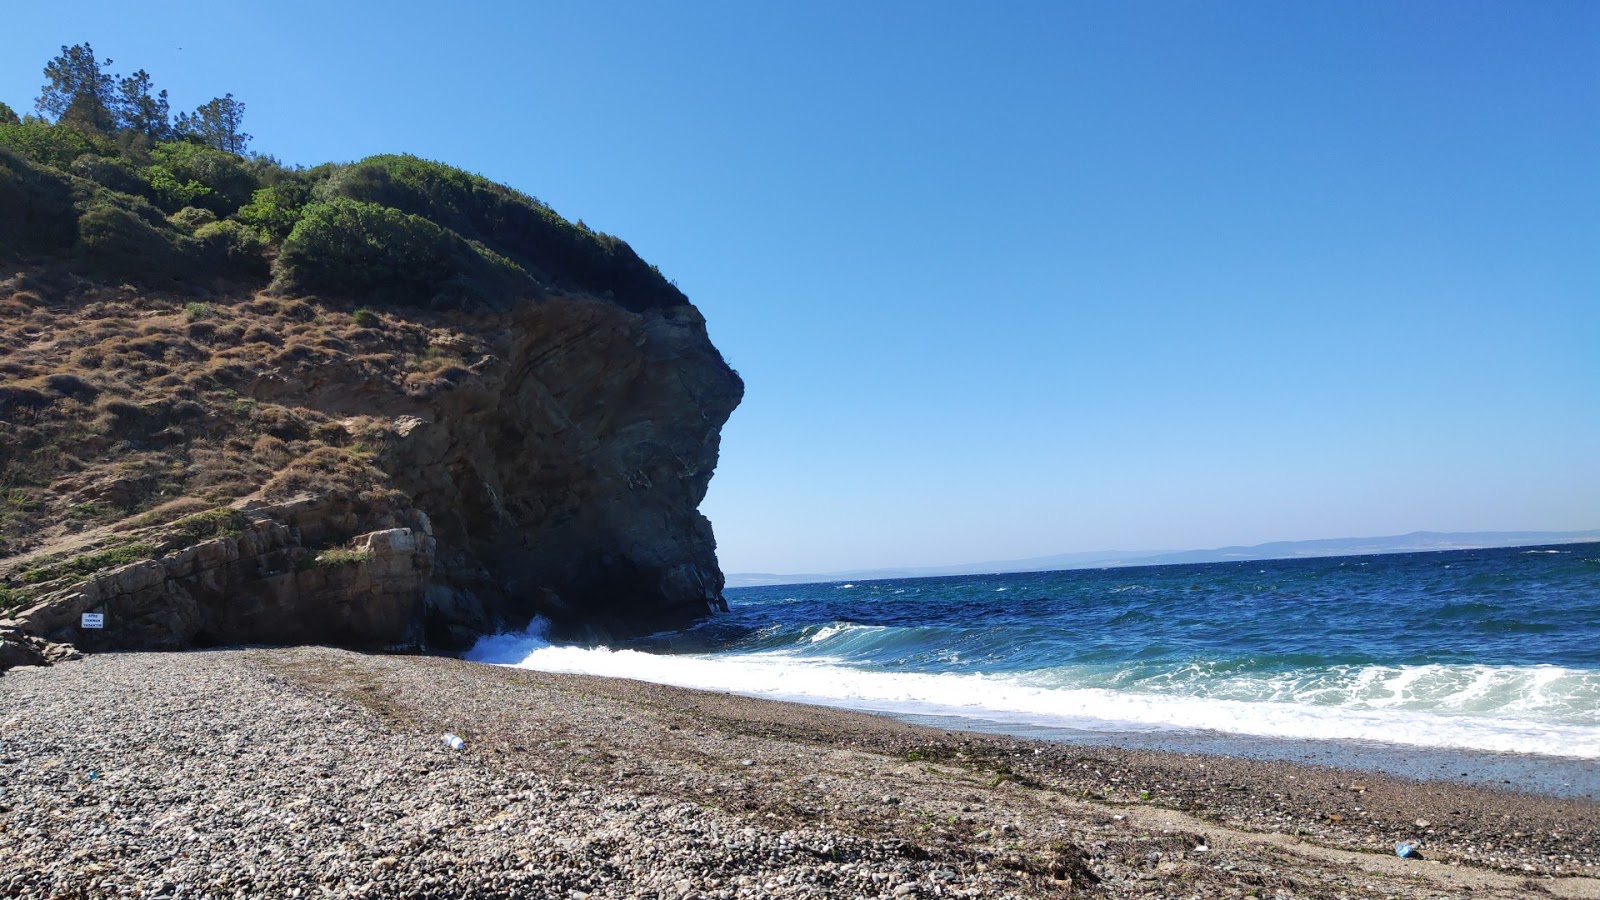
1395 842 1420 859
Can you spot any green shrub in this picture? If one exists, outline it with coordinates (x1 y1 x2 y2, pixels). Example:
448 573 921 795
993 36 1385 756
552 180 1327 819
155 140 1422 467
146 164 215 212
145 142 258 215
314 547 373 567
185 301 217 320
272 197 530 305
0 585 35 614
0 121 115 170
194 219 268 278
70 154 152 199
352 307 381 327
168 205 218 233
76 201 191 282
320 154 682 310
236 179 314 241
19 542 156 584
170 506 248 540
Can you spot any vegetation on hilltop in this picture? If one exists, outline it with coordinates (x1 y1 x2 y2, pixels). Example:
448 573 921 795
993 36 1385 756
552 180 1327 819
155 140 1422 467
0 43 684 312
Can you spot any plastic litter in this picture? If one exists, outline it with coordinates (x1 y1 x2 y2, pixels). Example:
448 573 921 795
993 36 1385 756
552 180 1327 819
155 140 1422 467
441 733 465 751
1395 842 1421 859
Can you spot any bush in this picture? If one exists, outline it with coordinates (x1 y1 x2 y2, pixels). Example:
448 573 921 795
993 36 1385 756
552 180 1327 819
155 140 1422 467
19 542 156 584
319 154 684 310
170 506 248 540
272 198 530 305
314 547 373 567
168 205 218 233
236 178 314 241
76 201 191 282
70 154 152 200
0 121 115 170
145 142 258 215
194 219 268 278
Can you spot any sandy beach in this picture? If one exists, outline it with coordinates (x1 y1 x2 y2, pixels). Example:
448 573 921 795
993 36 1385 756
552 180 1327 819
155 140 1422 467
2 647 1596 898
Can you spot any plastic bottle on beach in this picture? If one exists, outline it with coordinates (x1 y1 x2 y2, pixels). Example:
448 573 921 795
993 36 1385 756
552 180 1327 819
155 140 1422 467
442 733 464 750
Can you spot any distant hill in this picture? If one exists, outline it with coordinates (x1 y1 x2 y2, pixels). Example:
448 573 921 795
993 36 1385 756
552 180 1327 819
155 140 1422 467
725 530 1600 588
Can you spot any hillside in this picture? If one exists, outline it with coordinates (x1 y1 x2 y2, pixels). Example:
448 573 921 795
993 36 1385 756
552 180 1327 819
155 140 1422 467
0 118 742 661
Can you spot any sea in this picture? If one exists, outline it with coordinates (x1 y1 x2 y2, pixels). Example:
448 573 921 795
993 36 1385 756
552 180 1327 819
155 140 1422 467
466 543 1600 797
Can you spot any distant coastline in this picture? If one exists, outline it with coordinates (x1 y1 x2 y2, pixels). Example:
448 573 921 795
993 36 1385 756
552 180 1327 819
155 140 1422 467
726 528 1600 588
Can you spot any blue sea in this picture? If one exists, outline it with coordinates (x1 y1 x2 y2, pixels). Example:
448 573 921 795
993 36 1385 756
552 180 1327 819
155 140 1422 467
467 543 1600 788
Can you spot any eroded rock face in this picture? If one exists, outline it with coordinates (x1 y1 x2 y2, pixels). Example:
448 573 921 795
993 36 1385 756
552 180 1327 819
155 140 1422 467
383 295 744 644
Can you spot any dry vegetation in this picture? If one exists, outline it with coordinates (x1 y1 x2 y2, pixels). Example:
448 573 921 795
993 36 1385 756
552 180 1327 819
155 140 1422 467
0 265 494 612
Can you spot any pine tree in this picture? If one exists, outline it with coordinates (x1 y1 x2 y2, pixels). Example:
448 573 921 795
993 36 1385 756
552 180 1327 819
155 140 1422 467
116 70 171 140
0 101 19 125
177 94 251 154
36 43 117 133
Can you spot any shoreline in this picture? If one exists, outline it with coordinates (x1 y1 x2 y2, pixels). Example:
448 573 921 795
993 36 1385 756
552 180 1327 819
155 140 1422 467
889 713 1600 801
4 647 1598 898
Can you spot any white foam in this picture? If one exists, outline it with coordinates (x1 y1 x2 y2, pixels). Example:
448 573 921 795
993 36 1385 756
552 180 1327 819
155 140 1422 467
465 625 1600 759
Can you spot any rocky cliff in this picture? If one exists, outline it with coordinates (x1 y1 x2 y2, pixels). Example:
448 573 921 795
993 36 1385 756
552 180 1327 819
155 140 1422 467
0 142 743 664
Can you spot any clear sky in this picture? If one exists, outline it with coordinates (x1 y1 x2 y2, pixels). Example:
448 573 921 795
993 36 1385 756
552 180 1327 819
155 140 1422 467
5 2 1597 575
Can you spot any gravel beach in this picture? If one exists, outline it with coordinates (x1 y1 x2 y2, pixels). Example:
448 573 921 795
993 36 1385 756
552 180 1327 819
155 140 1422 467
2 648 1597 898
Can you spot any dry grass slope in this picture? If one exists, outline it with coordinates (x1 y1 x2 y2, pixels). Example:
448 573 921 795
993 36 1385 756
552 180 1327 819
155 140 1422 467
0 266 495 613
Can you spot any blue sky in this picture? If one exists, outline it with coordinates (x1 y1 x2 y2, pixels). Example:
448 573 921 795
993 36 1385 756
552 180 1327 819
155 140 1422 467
5 2 1596 574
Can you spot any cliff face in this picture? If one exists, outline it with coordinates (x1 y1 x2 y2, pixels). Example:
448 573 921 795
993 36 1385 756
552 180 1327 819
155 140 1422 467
0 283 741 654
0 143 743 660
383 296 742 644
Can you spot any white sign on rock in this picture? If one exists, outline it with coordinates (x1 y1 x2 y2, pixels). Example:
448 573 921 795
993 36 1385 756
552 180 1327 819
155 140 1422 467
81 613 104 629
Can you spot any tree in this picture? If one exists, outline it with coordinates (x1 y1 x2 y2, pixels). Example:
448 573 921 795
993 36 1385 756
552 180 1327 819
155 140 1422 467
176 94 250 154
0 102 19 126
115 70 171 140
36 43 117 133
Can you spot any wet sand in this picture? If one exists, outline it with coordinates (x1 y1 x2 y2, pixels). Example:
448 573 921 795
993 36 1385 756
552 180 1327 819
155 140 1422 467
3 647 1597 898
891 715 1600 800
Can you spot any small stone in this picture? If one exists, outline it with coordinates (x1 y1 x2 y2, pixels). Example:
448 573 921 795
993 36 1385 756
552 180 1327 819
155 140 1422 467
1416 819 1431 828
893 883 919 896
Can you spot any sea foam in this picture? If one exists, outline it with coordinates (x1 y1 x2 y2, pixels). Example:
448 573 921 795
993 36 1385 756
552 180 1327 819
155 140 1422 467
466 622 1600 759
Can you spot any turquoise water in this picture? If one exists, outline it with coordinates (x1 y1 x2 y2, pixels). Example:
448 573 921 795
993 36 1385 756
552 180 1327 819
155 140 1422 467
469 543 1600 762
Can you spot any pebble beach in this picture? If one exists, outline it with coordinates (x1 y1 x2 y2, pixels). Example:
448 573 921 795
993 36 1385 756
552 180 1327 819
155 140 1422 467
2 648 1597 898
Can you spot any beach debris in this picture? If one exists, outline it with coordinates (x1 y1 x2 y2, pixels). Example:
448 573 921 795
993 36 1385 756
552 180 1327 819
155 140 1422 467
441 733 465 751
1415 818 1431 828
1395 841 1422 859
1193 843 1210 853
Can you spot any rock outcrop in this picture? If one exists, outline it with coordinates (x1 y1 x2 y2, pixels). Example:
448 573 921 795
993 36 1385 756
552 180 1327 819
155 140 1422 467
0 143 744 665
378 294 743 645
0 285 741 662
7 510 434 651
